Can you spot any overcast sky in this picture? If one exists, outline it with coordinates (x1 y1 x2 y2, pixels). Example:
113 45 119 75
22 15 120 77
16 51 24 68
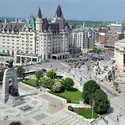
0 0 125 21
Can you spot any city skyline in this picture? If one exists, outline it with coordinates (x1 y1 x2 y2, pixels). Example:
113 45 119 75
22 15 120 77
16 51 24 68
0 0 125 21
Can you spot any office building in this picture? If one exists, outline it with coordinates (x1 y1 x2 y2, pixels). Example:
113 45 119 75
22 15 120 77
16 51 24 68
70 28 96 52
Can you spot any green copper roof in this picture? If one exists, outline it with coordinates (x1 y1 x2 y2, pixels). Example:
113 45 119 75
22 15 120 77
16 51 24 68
22 16 36 32
0 51 8 56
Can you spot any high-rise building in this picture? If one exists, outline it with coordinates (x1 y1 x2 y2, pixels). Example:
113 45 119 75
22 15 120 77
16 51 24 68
0 5 71 65
70 28 96 51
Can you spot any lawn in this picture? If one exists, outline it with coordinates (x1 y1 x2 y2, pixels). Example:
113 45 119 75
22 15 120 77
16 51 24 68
69 107 99 119
79 108 99 119
22 79 37 87
51 89 83 103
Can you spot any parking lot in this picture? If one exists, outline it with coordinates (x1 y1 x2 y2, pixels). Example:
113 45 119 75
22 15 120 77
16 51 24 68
62 52 113 69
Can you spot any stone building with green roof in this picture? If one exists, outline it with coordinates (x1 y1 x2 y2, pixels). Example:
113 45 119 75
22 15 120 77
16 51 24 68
0 5 71 65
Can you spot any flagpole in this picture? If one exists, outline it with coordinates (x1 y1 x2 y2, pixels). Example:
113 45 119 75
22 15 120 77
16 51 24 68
92 100 94 119
92 104 93 119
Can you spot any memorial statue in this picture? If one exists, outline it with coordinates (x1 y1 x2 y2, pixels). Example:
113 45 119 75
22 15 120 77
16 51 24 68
9 85 19 97
6 59 13 68
1 59 24 106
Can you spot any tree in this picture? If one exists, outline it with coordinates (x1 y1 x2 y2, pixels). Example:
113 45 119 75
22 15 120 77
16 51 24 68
17 66 25 79
10 121 22 125
41 77 54 89
52 80 62 92
61 77 74 90
92 89 110 114
82 80 100 104
46 70 56 79
0 71 3 81
35 71 42 87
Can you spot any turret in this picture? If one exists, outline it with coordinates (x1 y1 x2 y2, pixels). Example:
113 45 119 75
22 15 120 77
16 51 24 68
42 17 49 31
36 8 43 31
52 5 65 30
55 5 63 18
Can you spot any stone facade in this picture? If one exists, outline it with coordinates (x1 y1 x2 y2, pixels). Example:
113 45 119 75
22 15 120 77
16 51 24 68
1 60 24 107
114 39 125 72
0 5 71 65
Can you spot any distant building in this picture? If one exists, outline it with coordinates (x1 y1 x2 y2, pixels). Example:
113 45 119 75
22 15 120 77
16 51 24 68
104 32 124 47
114 39 125 72
99 33 105 43
70 28 96 51
110 23 123 34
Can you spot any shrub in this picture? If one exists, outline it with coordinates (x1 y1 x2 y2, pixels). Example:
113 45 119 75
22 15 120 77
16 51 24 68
46 70 56 79
10 121 22 125
61 77 74 90
52 81 62 92
68 106 73 111
41 77 54 89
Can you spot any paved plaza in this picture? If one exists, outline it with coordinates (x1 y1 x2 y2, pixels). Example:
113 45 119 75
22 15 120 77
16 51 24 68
0 83 90 125
27 59 125 125
1 57 125 125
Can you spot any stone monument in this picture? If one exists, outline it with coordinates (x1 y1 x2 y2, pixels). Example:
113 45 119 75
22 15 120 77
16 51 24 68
1 60 24 107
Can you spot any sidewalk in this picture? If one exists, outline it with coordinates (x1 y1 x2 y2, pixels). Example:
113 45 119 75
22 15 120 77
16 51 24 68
67 103 91 108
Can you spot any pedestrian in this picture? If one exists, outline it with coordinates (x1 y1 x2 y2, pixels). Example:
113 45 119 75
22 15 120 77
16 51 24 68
106 120 109 124
116 115 119 122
